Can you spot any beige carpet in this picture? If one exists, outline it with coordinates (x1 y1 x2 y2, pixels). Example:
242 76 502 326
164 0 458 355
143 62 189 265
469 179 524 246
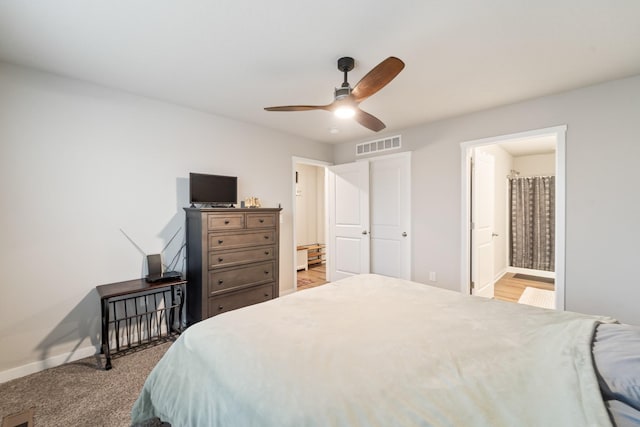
0 341 172 427
518 286 555 309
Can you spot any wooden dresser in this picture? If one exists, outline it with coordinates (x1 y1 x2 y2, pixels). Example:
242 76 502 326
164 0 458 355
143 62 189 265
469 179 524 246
184 207 281 325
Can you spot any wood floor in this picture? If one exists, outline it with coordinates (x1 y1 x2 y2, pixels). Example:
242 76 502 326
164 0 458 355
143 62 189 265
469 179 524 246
297 264 328 291
494 272 555 303
296 267 553 303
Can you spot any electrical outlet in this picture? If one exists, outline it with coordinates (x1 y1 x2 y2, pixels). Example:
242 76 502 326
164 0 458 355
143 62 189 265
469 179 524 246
429 272 437 282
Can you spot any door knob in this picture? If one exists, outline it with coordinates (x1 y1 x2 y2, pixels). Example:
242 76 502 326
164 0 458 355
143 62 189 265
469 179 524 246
402 232 407 237
492 233 499 237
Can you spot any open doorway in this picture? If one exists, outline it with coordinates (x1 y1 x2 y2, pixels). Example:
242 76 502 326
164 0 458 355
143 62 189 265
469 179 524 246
292 157 331 292
460 126 566 310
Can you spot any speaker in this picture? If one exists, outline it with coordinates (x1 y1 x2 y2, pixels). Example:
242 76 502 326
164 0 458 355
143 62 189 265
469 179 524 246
146 254 162 276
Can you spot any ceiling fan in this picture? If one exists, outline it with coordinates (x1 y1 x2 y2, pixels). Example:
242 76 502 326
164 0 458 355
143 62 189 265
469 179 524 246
264 56 405 132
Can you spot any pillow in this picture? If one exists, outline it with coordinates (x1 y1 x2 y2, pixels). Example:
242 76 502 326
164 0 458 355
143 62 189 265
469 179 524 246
593 323 640 412
606 400 640 427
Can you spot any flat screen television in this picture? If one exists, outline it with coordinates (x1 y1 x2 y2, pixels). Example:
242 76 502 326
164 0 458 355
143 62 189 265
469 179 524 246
189 173 237 206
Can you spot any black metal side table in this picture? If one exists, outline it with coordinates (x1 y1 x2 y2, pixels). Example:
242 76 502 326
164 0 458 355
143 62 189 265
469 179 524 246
96 277 187 370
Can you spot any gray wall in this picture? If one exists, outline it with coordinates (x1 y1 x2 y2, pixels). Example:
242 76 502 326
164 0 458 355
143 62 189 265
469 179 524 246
335 74 640 325
0 62 332 376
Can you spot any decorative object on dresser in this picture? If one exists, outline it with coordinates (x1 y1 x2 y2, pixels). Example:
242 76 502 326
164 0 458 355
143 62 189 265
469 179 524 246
184 207 282 325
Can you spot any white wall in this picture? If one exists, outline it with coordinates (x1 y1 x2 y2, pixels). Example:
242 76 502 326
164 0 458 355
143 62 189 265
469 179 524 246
513 153 555 176
0 62 332 378
334 74 640 325
295 163 322 246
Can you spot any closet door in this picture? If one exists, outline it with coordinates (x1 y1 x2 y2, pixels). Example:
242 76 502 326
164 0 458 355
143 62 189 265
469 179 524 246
370 152 411 280
327 161 370 281
327 153 412 282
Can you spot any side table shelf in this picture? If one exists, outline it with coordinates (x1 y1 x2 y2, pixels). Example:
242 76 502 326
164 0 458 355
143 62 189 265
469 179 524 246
96 277 187 370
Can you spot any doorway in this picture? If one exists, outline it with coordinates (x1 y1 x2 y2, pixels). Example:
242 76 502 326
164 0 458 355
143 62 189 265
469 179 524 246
292 157 331 292
460 126 566 310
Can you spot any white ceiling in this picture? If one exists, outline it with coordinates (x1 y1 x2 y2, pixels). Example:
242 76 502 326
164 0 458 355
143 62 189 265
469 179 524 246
1 1 639 144
499 135 556 156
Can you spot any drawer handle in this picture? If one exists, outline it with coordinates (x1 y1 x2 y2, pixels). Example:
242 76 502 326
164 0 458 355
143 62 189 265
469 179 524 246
224 220 230 224
264 270 269 275
218 305 224 310
259 219 264 223
264 293 270 297
264 251 269 255
218 239 224 244
218 257 224 262
264 235 269 240
218 280 224 285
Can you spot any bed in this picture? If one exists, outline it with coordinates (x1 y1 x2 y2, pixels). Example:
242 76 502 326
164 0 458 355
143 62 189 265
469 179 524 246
131 274 640 426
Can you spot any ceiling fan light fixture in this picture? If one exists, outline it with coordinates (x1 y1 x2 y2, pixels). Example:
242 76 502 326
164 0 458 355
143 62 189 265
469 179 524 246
334 106 356 119
334 86 351 100
264 56 404 132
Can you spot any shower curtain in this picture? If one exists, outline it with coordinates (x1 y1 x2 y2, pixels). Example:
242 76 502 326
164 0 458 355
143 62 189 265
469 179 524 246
510 176 555 271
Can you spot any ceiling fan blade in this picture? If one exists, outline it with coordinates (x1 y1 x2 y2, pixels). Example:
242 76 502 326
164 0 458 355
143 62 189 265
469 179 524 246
351 57 405 104
264 105 330 112
354 108 386 132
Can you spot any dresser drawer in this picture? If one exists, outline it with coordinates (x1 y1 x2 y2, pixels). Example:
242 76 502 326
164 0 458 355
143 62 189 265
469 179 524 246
209 230 275 250
246 212 277 229
208 283 274 316
208 261 275 295
208 246 275 269
208 213 244 230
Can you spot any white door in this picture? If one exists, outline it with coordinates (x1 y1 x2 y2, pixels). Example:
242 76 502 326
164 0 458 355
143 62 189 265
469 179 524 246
327 161 370 281
370 153 411 280
471 149 495 297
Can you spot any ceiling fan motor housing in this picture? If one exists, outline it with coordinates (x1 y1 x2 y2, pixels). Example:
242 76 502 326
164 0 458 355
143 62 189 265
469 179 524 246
334 86 351 100
337 57 355 72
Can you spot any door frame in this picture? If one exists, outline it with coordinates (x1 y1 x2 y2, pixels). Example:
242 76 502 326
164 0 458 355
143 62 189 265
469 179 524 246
460 125 567 309
291 156 332 294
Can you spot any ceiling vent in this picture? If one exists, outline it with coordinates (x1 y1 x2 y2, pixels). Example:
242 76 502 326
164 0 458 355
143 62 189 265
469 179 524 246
356 135 401 156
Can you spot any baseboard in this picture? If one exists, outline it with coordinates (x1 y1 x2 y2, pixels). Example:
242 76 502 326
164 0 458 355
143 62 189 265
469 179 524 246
494 268 507 282
474 284 494 298
0 344 100 385
280 288 295 296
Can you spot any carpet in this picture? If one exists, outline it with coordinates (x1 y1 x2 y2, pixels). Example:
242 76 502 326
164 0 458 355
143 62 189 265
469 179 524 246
518 286 555 309
0 341 172 427
513 273 555 284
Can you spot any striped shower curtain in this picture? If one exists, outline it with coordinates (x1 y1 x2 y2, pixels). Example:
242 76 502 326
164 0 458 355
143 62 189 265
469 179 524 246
509 176 555 271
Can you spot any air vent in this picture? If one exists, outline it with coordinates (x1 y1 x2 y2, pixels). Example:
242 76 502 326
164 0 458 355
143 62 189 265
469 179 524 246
356 135 401 156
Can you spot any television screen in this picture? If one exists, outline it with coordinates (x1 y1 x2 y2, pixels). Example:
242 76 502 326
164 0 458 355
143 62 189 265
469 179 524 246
189 173 237 205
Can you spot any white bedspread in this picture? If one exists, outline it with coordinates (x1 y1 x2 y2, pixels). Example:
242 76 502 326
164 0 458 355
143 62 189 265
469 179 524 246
131 274 614 427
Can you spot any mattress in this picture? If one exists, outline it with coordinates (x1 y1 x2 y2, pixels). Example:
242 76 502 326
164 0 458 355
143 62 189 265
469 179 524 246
131 273 616 426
